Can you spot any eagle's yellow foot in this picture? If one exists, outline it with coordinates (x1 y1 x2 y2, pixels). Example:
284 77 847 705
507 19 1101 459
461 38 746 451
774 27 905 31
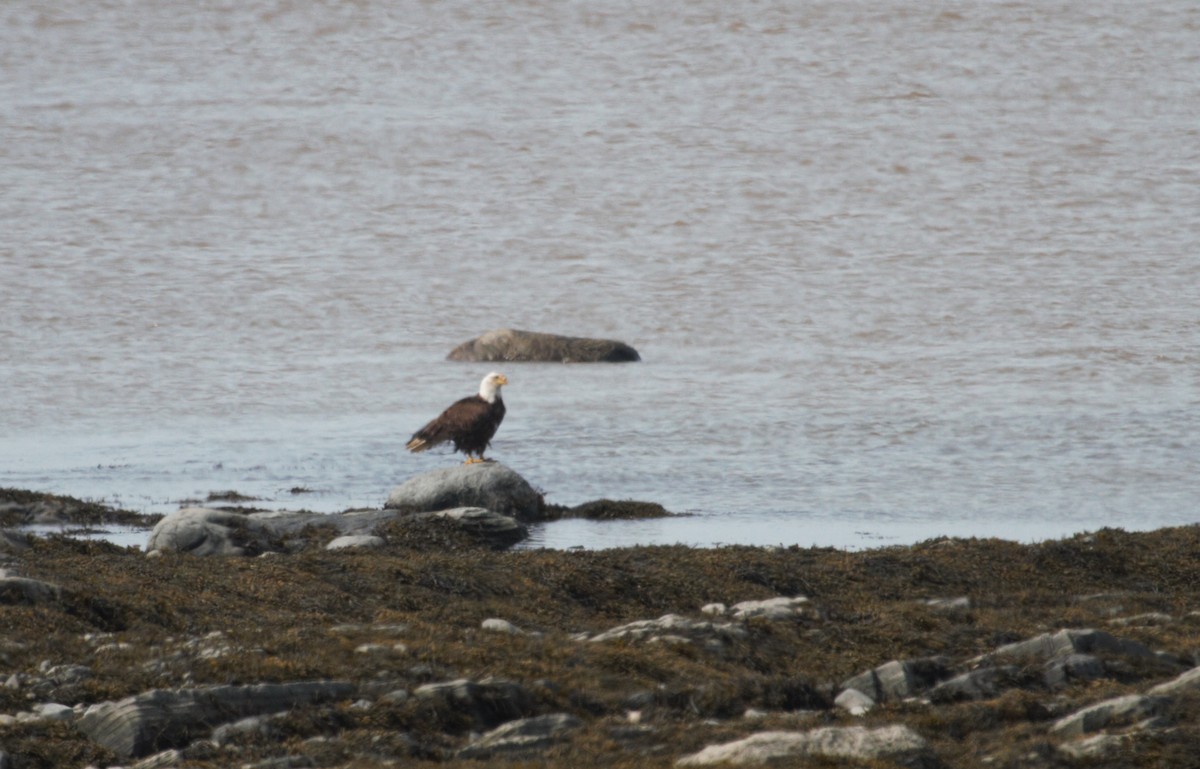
464 457 484 464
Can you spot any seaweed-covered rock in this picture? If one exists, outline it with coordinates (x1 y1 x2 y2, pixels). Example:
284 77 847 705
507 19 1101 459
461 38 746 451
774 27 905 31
676 725 931 766
385 463 544 521
0 573 62 605
447 328 640 363
413 678 537 730
75 681 355 758
147 504 526 556
395 507 528 550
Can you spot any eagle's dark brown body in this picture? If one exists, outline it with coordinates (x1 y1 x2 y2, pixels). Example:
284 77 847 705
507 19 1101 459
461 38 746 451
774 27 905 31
406 373 507 463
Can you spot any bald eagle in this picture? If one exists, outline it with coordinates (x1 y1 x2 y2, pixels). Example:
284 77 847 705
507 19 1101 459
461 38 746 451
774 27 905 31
406 372 508 463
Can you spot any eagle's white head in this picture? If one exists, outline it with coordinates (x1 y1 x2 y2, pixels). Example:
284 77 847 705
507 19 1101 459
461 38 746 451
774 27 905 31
479 371 508 403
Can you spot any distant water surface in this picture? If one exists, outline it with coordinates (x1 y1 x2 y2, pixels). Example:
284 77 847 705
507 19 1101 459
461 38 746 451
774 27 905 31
2 0 1198 550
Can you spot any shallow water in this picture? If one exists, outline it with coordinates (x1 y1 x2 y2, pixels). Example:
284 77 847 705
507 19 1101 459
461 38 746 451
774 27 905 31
2 1 1198 549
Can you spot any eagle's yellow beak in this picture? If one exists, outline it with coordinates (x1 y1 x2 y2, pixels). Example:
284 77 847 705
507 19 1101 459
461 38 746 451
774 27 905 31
496 374 509 385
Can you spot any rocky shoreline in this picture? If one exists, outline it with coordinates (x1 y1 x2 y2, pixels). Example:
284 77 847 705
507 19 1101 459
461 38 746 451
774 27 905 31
2 486 1199 768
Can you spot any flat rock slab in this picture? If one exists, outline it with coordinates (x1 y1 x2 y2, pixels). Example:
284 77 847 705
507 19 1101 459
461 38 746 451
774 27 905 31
386 462 544 521
447 328 640 363
676 725 931 766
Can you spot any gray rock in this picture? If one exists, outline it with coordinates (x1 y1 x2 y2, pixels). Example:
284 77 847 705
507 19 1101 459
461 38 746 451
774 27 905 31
146 508 290 556
929 666 1019 703
985 628 1154 664
675 725 930 766
1043 653 1106 689
0 575 61 605
325 534 385 550
457 713 583 759
1148 664 1200 696
76 680 355 758
385 463 544 522
447 328 640 363
1049 693 1169 737
840 657 951 703
413 677 536 730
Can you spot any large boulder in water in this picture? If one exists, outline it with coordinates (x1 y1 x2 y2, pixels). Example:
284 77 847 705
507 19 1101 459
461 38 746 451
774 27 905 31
447 328 640 363
386 462 545 522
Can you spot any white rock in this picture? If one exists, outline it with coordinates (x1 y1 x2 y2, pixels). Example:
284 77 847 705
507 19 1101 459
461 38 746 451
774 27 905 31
482 614 525 633
325 535 384 550
35 702 75 722
729 596 809 621
676 725 929 766
834 688 876 716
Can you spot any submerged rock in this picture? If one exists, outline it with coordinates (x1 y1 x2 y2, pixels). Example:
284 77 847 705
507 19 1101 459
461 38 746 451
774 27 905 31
385 463 544 521
447 328 640 363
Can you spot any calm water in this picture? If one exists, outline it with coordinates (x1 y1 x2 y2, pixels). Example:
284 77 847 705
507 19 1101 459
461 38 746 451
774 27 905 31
2 1 1198 550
